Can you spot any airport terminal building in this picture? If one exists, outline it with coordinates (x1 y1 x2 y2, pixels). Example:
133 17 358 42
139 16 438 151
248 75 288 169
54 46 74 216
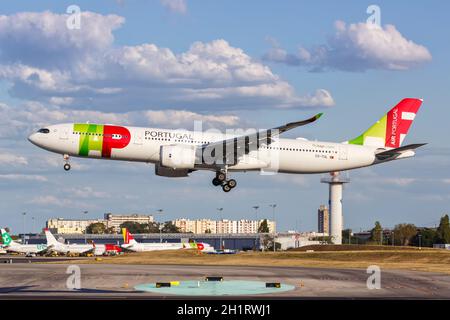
27 231 322 251
29 232 262 251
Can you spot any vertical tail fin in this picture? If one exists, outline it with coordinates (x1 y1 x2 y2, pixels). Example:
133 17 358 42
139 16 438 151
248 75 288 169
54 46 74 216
121 228 137 245
1 228 16 246
44 228 59 245
348 98 423 148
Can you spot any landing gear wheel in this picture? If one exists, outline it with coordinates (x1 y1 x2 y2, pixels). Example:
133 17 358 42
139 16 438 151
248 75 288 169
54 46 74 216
212 177 221 186
216 172 226 182
228 179 237 188
222 184 232 192
63 163 71 171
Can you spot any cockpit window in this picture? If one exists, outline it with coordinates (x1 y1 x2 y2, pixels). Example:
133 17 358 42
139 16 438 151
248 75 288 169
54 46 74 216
38 128 50 134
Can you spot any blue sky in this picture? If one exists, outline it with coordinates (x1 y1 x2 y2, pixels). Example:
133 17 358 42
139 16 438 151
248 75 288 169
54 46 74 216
0 1 449 234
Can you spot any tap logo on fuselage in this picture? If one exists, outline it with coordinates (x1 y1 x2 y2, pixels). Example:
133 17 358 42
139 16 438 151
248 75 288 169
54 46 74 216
74 124 131 158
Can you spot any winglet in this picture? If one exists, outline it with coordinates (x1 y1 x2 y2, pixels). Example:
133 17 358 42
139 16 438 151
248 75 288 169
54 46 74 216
277 113 323 133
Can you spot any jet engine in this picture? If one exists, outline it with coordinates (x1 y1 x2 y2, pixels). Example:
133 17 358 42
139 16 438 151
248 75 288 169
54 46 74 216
160 145 196 169
155 163 190 177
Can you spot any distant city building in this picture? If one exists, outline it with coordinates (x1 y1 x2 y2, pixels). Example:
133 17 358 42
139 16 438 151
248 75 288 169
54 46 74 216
353 231 371 242
298 231 328 238
217 219 238 234
318 205 329 234
275 232 322 250
173 218 197 233
173 218 275 234
47 213 155 234
104 213 154 232
46 218 105 234
195 219 217 234
46 215 274 235
237 219 257 234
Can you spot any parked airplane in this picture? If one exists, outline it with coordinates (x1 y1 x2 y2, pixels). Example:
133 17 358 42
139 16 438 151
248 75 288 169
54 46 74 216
44 229 94 255
1 228 47 255
121 228 213 252
92 243 122 256
28 98 425 192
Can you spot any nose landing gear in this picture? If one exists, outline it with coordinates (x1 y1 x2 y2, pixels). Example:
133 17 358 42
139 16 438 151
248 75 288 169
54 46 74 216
63 154 71 171
211 170 237 192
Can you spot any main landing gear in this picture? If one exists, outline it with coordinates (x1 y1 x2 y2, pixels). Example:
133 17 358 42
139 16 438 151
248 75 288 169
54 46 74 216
212 170 237 192
63 154 71 171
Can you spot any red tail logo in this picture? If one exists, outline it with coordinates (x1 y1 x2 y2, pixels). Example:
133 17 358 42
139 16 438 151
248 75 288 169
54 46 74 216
123 229 134 244
385 98 422 148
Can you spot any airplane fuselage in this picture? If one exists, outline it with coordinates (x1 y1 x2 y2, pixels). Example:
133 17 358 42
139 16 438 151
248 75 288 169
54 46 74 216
4 243 47 254
28 123 381 174
122 242 214 252
49 242 94 254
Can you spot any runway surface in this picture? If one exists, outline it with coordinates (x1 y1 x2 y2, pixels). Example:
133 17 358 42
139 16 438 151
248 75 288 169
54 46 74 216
0 256 87 264
1 260 450 299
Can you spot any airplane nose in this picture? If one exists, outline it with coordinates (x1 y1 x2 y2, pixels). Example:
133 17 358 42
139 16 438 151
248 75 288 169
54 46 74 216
28 133 38 145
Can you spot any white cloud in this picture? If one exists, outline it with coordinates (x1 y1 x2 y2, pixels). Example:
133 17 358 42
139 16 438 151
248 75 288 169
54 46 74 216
0 11 333 110
29 195 71 207
264 21 432 72
0 153 28 165
108 40 278 86
28 194 99 208
0 101 242 139
382 178 416 186
160 0 187 14
144 110 239 127
0 11 124 69
346 191 370 202
67 186 110 199
416 193 450 202
0 174 47 182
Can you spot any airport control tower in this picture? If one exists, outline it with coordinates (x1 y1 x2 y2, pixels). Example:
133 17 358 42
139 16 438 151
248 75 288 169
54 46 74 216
320 171 350 244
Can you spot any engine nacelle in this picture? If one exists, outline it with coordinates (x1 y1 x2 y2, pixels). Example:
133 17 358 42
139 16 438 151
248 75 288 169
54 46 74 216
160 145 196 169
155 163 189 177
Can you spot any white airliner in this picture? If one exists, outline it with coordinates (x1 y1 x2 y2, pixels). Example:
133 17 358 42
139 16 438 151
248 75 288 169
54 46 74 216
121 228 214 252
1 228 47 255
44 229 94 255
28 98 425 192
92 243 122 256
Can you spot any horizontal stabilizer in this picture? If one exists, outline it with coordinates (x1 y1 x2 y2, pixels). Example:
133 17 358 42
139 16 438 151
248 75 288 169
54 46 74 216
375 143 427 160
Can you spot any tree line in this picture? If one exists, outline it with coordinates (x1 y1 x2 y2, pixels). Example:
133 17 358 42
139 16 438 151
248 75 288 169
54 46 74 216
342 214 450 246
86 219 272 235
86 221 181 234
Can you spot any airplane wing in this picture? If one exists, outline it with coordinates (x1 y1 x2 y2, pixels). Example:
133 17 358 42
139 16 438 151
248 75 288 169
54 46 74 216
82 246 95 254
200 113 323 165
375 143 427 161
37 246 50 254
44 244 58 254
120 244 136 252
